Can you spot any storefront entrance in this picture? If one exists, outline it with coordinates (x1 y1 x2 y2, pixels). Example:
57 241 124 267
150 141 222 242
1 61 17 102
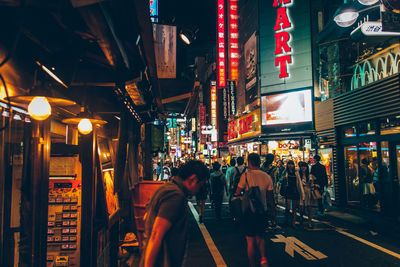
344 140 400 214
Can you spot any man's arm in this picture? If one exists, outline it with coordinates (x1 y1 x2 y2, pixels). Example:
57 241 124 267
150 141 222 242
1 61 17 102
143 216 172 267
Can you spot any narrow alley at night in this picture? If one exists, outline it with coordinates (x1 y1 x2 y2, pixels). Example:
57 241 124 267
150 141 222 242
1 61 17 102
0 0 399 266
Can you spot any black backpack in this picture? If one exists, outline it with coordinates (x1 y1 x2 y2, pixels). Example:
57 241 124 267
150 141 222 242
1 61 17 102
230 166 247 194
243 173 265 215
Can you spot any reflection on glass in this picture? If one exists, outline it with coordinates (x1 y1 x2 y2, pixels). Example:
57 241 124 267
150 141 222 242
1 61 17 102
345 146 359 203
344 125 357 138
320 148 335 200
380 116 400 135
359 121 376 136
359 142 378 210
379 141 391 213
359 142 377 163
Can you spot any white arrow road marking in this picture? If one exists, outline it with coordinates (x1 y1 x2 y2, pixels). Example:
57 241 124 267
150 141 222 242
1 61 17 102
271 234 328 260
276 205 400 260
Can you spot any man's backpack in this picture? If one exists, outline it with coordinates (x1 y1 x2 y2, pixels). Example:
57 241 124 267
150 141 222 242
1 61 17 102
230 166 247 194
242 173 264 215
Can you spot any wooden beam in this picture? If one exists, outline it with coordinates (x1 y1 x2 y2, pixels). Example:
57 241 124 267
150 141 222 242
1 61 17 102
161 93 192 104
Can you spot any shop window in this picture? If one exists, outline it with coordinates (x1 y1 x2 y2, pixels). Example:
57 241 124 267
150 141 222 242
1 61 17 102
343 125 357 138
358 121 376 136
319 148 335 201
344 146 359 204
380 116 400 135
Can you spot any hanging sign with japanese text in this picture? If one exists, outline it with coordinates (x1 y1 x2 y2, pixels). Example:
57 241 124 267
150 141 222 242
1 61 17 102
229 0 239 81
217 0 226 88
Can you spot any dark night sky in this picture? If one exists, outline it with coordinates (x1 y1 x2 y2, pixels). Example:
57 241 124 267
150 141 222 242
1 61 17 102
158 0 216 45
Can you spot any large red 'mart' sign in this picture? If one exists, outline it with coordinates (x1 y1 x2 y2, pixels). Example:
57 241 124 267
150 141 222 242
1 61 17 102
273 0 293 79
217 0 226 87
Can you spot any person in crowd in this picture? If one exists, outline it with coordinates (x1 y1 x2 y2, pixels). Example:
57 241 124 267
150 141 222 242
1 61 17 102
360 158 375 208
195 170 210 224
160 163 171 181
226 158 237 199
234 153 272 267
156 162 161 180
277 159 286 180
229 156 247 197
299 161 316 228
311 155 328 215
283 160 304 228
261 154 277 229
221 159 228 175
140 160 209 267
210 161 227 220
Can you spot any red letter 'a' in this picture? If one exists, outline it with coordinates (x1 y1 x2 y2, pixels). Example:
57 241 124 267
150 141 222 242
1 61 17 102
275 55 292 78
275 31 291 54
273 0 292 7
274 7 292 31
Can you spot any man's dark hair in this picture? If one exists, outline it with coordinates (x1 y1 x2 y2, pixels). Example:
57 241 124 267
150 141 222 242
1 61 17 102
314 155 321 162
248 153 261 168
230 158 236 166
237 156 244 165
170 167 179 177
178 160 210 181
361 158 369 165
212 161 221 171
265 153 275 166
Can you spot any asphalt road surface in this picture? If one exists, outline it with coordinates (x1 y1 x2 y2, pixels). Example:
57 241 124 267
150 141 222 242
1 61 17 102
185 201 400 267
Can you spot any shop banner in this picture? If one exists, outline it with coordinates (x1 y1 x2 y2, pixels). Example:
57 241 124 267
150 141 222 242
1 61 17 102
245 32 258 104
227 109 261 142
223 86 229 120
153 24 176 78
199 105 206 144
228 80 237 116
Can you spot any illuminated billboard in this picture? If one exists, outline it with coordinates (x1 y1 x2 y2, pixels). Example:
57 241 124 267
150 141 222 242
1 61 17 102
261 89 313 133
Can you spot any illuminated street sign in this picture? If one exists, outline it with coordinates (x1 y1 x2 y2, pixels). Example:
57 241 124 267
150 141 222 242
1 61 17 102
273 0 293 79
229 0 239 81
217 0 226 87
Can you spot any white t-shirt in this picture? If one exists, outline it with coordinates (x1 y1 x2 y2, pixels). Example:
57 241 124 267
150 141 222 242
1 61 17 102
238 169 273 210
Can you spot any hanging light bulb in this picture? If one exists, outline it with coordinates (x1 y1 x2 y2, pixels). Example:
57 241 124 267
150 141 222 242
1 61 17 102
28 96 51 120
78 118 93 135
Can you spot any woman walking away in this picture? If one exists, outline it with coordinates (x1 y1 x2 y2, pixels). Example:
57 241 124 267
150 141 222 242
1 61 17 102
210 161 227 220
283 160 304 228
298 161 316 228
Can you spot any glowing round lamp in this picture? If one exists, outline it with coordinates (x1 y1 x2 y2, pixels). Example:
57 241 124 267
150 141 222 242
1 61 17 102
180 33 191 45
358 0 379 5
28 96 51 120
78 118 93 135
334 10 359 27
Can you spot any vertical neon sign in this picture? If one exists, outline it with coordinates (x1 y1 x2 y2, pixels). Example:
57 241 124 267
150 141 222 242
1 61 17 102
211 81 217 129
229 0 239 81
273 0 293 79
217 0 226 88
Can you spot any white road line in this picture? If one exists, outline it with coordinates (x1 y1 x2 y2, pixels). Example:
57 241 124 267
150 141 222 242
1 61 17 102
336 230 400 260
276 205 400 259
188 202 227 267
